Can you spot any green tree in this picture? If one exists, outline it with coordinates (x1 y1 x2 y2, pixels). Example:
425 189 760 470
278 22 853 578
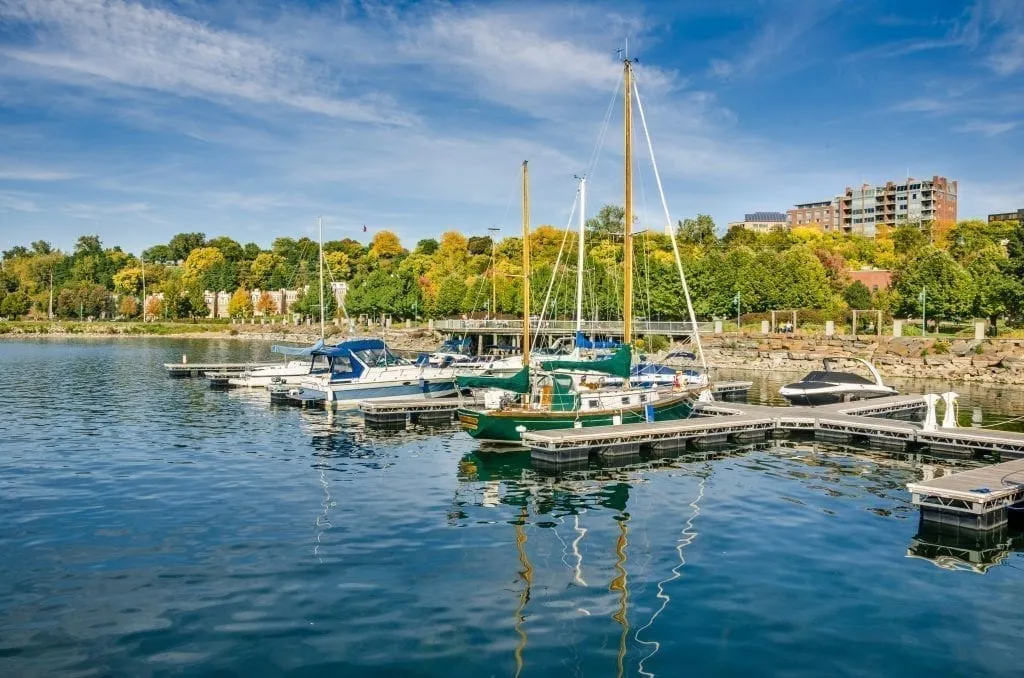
677 214 717 247
292 282 338 321
467 235 492 255
894 248 973 320
207 236 244 262
892 224 928 257
415 238 440 255
843 280 873 309
56 282 112 319
432 274 467 317
587 204 625 235
0 291 31 318
168 232 207 261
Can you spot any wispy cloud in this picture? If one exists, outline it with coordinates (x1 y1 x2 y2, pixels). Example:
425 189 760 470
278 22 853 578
891 98 953 114
0 165 79 181
955 120 1017 136
0 0 414 125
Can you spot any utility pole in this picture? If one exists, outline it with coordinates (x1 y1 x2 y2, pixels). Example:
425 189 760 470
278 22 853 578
141 256 146 321
919 287 927 336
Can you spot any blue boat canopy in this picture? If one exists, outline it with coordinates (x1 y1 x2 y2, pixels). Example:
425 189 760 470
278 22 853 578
271 339 325 356
574 331 620 350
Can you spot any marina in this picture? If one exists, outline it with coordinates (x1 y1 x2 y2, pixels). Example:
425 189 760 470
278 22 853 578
5 338 1024 678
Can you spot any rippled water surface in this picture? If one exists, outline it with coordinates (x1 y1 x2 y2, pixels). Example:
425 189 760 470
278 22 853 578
3 338 1024 677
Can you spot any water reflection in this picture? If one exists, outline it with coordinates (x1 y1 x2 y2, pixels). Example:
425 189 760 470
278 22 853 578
907 520 1024 574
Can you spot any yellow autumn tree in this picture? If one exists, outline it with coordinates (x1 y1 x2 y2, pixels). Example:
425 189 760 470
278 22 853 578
227 289 253 318
181 247 226 289
369 231 404 259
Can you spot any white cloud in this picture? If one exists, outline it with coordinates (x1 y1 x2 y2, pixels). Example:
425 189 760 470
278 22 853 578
955 120 1017 136
0 0 414 125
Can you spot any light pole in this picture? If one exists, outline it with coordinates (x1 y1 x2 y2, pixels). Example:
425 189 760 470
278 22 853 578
733 292 741 331
918 287 927 336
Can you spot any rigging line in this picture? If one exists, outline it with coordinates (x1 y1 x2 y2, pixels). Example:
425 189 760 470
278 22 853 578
533 192 578 350
586 70 625 182
635 472 707 678
632 74 709 375
641 231 653 326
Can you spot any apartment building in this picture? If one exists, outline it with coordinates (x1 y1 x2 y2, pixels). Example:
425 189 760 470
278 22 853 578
788 175 957 237
988 209 1023 225
838 175 957 237
726 211 790 233
787 200 839 231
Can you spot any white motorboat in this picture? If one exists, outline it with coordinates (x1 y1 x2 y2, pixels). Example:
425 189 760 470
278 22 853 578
779 358 897 406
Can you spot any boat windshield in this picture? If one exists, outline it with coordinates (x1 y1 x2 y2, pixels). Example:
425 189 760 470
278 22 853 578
353 347 408 368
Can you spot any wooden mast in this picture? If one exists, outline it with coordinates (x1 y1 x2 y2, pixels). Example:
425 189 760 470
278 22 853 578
521 160 531 365
623 58 634 344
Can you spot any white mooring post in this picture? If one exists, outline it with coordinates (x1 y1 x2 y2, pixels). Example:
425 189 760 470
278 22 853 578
825 320 835 337
922 394 940 431
182 354 187 364
940 392 959 428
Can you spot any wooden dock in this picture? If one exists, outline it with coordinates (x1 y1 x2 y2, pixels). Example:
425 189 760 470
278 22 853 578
908 459 1024 530
164 361 275 378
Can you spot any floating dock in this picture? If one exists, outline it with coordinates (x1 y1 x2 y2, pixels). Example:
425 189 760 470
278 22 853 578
908 459 1024 530
359 397 483 428
164 361 275 378
521 394 935 464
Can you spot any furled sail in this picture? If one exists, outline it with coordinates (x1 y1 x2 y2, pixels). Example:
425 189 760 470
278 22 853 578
540 344 632 379
456 366 531 393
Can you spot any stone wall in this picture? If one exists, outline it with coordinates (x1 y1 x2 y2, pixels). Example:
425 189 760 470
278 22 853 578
699 335 1024 384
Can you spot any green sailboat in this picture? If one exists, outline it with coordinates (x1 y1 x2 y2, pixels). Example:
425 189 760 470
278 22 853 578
457 58 694 443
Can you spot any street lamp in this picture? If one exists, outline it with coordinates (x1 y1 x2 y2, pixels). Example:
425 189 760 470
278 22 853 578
733 292 741 331
918 287 927 336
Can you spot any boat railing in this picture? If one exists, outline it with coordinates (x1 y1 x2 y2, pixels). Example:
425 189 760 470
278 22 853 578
434 319 712 335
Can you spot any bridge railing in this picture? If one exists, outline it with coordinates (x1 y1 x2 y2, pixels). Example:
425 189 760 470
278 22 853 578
433 319 713 334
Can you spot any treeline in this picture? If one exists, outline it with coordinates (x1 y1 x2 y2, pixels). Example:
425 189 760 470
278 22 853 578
1 211 1022 326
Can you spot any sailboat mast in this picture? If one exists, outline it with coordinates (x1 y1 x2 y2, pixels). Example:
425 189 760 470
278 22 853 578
575 176 586 334
318 216 325 340
623 58 634 344
521 161 531 365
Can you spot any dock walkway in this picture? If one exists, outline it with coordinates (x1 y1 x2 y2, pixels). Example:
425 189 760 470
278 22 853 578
165 361 276 378
908 459 1024 530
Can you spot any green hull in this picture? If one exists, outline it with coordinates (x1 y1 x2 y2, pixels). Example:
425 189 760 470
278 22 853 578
457 394 692 443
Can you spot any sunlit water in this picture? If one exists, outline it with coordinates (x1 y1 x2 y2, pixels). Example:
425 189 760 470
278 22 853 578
2 338 1023 677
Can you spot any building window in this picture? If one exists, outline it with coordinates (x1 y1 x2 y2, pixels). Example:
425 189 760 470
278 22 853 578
589 399 599 408
621 397 631 405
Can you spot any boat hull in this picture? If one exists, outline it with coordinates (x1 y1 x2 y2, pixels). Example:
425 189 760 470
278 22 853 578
780 386 897 407
457 394 692 443
285 379 462 409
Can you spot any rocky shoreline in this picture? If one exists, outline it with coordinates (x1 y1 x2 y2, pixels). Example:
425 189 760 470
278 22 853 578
698 335 1024 385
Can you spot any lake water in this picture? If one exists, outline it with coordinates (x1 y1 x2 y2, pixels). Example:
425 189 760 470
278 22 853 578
2 338 1024 677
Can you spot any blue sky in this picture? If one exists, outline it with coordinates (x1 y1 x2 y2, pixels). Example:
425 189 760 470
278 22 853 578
0 0 1021 255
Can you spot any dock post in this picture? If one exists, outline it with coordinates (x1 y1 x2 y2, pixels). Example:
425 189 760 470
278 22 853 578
922 394 940 431
941 392 959 428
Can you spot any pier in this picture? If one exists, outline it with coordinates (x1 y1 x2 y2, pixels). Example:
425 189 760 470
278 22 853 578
521 394 935 464
164 361 276 378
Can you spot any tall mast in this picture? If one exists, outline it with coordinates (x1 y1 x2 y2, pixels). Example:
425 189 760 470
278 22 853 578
488 226 500 318
575 175 586 334
318 215 325 340
521 161 531 365
623 57 634 344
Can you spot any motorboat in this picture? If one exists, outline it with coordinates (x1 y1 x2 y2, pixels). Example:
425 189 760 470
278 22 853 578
273 338 465 408
209 339 333 389
779 358 897 406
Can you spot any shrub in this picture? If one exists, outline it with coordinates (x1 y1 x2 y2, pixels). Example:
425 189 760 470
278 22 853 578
933 339 950 354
